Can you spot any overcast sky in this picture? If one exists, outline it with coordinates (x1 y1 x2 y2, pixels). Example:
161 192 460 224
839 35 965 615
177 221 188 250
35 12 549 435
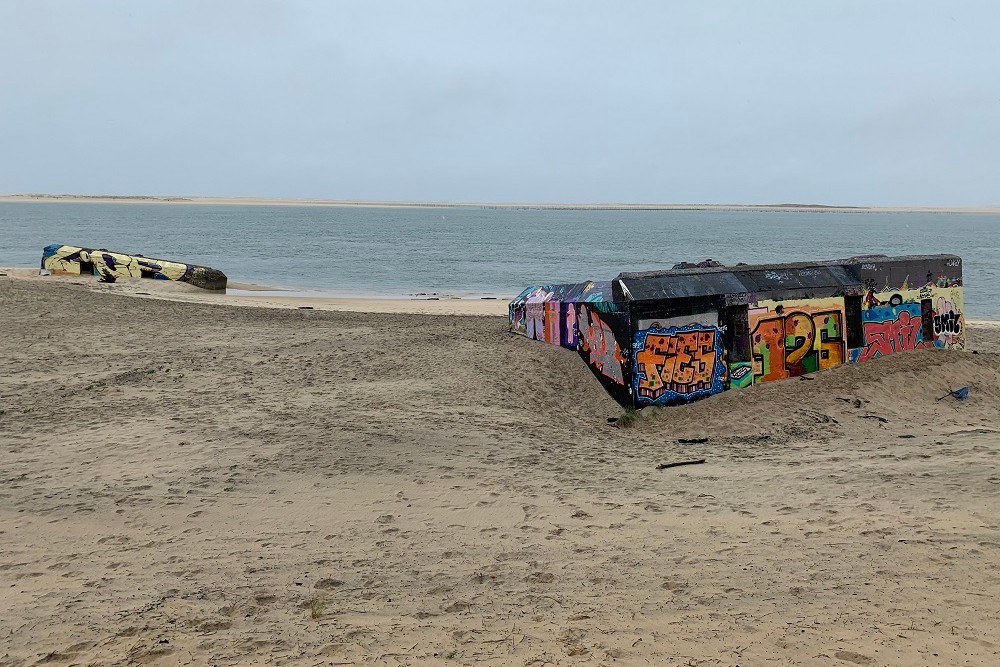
1 1 998 206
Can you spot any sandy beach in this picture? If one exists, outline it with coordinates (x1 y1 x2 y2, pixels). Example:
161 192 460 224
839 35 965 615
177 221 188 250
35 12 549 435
0 269 512 317
2 274 1000 666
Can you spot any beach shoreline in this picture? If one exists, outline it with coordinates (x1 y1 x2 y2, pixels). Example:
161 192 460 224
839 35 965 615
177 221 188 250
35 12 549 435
9 269 1000 322
1 268 514 316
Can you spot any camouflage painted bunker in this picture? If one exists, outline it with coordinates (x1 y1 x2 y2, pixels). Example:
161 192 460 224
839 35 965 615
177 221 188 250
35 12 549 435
41 244 228 290
509 255 965 408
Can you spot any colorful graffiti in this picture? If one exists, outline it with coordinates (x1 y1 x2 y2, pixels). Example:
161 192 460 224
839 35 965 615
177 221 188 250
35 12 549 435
41 244 227 290
525 291 547 341
633 324 726 406
578 305 626 384
933 296 964 347
728 362 753 389
510 255 965 409
509 281 609 350
750 300 846 383
851 286 965 361
851 303 926 362
508 286 533 335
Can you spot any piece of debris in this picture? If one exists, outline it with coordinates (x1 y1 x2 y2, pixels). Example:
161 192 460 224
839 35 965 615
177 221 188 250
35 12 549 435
297 306 314 310
836 397 864 408
656 459 706 470
676 438 708 444
860 414 889 423
937 386 970 401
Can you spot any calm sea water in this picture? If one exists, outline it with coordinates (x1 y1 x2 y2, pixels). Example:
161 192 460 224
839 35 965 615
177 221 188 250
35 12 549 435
1 202 997 317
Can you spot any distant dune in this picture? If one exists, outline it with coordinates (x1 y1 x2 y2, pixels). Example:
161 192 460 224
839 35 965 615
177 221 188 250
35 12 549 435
1 193 998 214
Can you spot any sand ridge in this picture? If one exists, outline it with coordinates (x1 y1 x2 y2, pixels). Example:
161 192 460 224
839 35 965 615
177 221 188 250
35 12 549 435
3 194 1000 214
1 275 999 665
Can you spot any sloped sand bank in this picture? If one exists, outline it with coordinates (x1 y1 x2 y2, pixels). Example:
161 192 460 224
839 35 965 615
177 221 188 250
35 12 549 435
1 276 998 665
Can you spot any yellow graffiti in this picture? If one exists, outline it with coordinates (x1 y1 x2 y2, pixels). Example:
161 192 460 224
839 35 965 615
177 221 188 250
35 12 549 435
43 245 189 281
749 297 846 383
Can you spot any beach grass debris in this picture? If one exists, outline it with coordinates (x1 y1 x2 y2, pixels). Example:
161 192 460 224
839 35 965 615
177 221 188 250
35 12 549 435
309 596 328 620
616 407 640 429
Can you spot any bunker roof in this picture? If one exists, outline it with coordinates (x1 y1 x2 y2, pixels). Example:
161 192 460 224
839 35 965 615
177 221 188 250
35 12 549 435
614 254 960 302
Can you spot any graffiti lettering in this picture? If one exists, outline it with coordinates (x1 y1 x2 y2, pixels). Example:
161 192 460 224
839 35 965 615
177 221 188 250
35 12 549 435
578 306 625 384
933 297 962 337
633 324 726 405
854 308 925 362
751 309 845 383
933 310 962 337
931 296 964 349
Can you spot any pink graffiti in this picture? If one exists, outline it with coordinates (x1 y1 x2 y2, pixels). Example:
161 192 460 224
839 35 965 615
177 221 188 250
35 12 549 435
578 306 625 384
856 310 926 362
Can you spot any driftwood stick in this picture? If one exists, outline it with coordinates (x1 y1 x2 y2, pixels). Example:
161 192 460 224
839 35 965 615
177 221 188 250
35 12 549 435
656 459 706 470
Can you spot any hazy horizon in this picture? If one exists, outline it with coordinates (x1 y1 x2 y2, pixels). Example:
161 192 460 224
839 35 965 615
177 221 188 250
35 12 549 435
2 1 999 207
5 193 1000 210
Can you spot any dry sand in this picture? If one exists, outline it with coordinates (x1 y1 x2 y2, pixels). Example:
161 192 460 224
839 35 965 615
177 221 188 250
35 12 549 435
2 274 999 666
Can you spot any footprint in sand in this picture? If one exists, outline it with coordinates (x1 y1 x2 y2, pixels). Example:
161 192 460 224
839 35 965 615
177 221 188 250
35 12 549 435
834 650 874 664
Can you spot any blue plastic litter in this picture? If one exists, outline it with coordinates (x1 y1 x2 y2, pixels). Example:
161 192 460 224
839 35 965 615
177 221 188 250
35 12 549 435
938 386 970 401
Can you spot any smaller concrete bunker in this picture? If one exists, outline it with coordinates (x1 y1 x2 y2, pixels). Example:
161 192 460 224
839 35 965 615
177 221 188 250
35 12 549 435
41 244 228 290
510 254 964 408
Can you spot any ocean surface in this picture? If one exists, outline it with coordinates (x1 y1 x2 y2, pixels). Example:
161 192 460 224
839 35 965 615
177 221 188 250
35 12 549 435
1 202 997 317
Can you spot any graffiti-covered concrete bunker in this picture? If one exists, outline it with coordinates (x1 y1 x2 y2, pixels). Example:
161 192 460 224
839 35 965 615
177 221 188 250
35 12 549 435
42 244 228 290
509 255 964 408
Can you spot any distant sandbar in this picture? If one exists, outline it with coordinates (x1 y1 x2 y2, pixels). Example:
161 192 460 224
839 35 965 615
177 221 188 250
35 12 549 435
1 193 998 214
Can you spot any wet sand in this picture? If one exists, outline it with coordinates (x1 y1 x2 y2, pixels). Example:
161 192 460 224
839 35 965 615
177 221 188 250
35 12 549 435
4 269 511 316
1 274 999 666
